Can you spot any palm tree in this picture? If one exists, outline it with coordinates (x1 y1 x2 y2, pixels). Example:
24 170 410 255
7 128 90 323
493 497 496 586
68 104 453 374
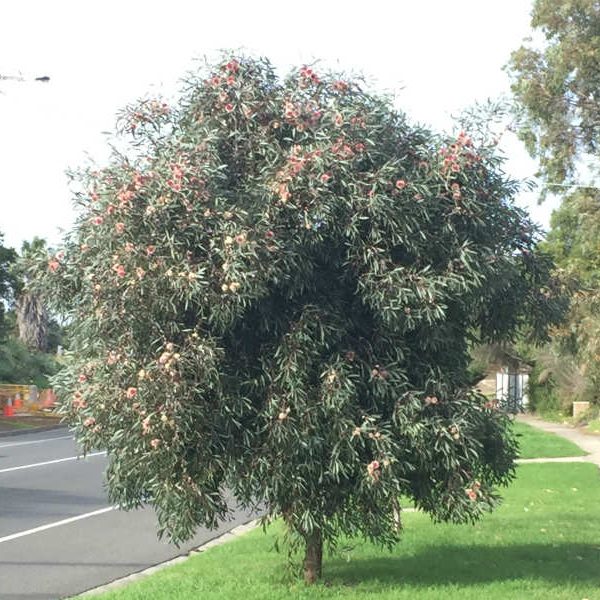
15 238 49 351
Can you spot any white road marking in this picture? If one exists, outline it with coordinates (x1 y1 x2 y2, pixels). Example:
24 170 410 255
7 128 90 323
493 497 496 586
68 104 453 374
0 506 116 545
0 434 72 449
0 451 106 474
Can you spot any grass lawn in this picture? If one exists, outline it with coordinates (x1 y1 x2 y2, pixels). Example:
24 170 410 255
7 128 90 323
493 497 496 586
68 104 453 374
0 415 61 434
92 463 600 600
586 419 600 434
513 420 587 459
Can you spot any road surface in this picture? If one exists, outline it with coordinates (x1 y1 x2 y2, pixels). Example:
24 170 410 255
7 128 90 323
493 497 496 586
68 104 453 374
0 429 254 599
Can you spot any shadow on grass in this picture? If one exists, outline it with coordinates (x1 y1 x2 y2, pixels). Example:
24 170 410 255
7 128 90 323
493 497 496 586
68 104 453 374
325 543 600 588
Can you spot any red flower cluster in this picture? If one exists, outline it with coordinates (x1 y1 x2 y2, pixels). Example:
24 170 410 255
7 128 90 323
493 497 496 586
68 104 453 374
465 481 481 501
299 66 320 85
167 163 185 192
331 138 356 160
440 131 479 176
113 264 126 278
225 59 239 74
367 460 381 481
117 188 135 207
333 80 349 92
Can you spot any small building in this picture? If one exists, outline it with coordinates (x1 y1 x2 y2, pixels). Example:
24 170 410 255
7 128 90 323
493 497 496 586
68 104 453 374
474 349 532 413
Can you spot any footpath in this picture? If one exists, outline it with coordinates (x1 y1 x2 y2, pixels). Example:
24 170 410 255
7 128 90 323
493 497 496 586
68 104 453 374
516 413 600 467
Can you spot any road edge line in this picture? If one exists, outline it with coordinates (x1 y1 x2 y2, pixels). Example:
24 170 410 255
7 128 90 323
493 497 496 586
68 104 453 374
0 451 106 474
0 506 116 544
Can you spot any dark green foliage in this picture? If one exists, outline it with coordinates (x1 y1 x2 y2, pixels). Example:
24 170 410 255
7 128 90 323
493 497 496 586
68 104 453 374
0 232 18 340
0 337 60 387
28 55 563 577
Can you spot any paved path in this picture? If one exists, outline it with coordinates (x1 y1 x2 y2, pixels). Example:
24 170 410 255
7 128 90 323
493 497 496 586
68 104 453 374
0 429 254 600
516 413 600 467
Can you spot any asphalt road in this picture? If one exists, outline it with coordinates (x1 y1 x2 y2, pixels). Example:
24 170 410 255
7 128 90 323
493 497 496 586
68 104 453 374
0 429 254 599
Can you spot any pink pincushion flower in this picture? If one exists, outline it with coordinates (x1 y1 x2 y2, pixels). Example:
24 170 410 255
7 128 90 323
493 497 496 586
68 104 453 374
146 245 156 256
126 387 137 399
150 438 161 449
78 374 87 383
84 417 96 427
72 396 87 409
395 179 407 190
117 189 135 205
48 259 60 272
115 222 125 234
113 264 126 278
93 216 104 226
367 460 380 477
225 103 234 113
167 179 182 192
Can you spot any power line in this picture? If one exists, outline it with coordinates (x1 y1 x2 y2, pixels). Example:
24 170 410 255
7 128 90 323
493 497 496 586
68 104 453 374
538 182 600 191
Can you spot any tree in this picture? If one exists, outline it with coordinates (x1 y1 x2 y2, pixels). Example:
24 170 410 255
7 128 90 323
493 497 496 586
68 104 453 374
507 2 600 408
30 54 563 583
507 0 600 187
537 191 600 406
14 238 49 351
0 232 17 340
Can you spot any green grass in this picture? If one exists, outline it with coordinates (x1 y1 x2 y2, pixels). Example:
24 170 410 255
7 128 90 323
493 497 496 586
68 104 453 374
513 420 587 458
93 463 600 600
586 419 600 434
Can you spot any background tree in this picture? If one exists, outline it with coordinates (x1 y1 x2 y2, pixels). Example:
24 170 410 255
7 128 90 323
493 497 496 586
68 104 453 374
507 0 600 187
0 231 18 340
536 191 600 408
30 54 563 583
14 238 50 351
507 0 600 411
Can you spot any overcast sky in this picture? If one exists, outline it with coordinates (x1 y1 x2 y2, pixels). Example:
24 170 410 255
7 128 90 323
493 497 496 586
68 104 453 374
0 0 559 251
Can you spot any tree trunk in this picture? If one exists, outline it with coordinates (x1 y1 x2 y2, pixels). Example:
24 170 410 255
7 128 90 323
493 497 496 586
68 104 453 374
303 529 323 584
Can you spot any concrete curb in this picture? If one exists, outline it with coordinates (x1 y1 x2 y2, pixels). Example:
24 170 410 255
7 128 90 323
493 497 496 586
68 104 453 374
0 423 67 438
78 518 261 597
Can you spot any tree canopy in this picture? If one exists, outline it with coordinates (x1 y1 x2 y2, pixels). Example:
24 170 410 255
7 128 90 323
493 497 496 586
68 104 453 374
507 0 600 186
30 54 564 582
0 232 17 340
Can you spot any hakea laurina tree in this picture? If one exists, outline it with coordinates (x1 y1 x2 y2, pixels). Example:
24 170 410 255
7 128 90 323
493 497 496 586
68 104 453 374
30 55 564 583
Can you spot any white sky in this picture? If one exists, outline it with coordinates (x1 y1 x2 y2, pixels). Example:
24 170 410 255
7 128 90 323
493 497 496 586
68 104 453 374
0 0 559 251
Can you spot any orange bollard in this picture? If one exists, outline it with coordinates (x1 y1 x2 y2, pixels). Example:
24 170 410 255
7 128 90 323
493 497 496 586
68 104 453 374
3 404 14 417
